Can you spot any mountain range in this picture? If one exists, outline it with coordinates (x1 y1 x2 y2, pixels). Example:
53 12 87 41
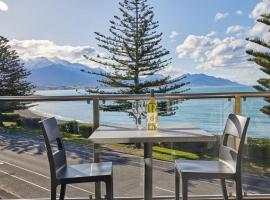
24 57 244 88
25 57 104 88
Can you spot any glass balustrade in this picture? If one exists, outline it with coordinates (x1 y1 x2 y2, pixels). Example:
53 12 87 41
0 93 269 199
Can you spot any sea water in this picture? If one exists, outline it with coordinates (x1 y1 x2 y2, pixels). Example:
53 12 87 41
30 86 270 138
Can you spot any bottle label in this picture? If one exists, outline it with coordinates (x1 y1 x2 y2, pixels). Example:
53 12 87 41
147 113 157 123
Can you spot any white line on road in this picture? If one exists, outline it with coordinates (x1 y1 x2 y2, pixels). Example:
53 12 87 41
1 151 270 195
0 169 50 192
0 159 94 195
155 186 174 193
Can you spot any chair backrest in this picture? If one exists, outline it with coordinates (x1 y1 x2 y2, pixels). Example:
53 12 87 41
219 114 250 173
39 117 67 179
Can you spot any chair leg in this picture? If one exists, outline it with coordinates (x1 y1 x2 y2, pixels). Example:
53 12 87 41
59 184 66 200
51 184 57 200
175 169 180 200
105 178 113 200
220 178 228 200
182 177 188 200
235 177 243 200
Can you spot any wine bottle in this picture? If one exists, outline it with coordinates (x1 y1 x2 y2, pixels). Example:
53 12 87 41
147 90 158 130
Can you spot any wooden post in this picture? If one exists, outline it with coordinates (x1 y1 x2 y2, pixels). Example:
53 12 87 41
234 96 241 115
234 96 241 150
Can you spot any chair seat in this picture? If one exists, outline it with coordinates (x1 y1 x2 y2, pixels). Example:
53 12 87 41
175 160 235 179
57 162 112 183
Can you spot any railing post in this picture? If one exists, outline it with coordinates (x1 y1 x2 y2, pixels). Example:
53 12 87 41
93 98 100 131
92 99 101 199
234 96 241 115
234 96 241 150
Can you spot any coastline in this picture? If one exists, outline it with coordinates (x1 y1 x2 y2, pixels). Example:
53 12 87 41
16 109 43 119
15 109 66 123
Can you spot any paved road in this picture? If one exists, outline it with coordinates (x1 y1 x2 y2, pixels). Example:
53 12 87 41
0 130 269 199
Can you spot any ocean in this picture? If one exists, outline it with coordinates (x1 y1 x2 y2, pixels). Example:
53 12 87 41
30 86 270 138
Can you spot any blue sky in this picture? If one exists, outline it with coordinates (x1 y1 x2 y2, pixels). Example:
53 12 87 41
1 0 270 85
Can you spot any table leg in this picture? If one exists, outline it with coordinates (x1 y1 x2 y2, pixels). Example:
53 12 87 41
144 143 152 200
93 143 101 199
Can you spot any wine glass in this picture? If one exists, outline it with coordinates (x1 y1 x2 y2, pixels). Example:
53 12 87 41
132 100 146 130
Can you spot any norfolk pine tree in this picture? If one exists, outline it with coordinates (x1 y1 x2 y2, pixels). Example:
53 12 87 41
246 13 270 116
0 36 34 125
84 0 189 115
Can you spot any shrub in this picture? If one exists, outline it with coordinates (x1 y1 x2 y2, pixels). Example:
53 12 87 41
59 121 78 134
2 113 20 122
16 116 42 129
248 137 270 147
78 123 93 138
247 137 270 167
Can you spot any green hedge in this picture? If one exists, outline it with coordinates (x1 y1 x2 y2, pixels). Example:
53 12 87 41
248 137 270 147
59 121 79 134
59 121 93 137
16 117 42 129
78 123 93 138
161 140 220 159
247 137 270 167
2 113 21 122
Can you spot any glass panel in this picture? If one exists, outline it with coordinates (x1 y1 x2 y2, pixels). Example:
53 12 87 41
1 95 270 198
242 97 270 195
99 100 134 125
99 99 144 197
152 98 233 197
0 99 94 199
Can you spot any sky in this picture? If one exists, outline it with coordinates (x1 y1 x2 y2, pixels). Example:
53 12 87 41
0 0 270 85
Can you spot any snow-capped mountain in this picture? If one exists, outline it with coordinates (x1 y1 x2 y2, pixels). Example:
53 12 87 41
25 57 244 88
25 57 104 88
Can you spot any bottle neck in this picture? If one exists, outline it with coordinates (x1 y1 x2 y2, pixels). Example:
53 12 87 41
150 90 154 98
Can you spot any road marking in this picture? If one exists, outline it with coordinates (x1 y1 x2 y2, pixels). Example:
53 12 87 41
155 186 174 193
2 145 270 194
0 159 94 195
0 169 50 192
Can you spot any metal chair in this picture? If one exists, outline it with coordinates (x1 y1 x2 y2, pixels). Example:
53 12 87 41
40 117 113 200
175 114 250 200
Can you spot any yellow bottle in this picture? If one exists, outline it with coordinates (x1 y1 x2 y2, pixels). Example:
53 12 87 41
147 90 158 130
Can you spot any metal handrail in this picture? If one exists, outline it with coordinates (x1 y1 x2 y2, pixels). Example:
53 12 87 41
0 91 270 101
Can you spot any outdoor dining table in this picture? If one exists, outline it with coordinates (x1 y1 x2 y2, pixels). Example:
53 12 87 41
89 123 216 200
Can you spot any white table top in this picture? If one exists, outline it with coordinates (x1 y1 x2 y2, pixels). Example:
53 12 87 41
89 123 216 144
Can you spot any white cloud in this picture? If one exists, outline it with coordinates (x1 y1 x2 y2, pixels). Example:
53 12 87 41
9 39 98 66
214 12 229 22
174 1 270 84
236 10 243 16
158 65 186 78
176 33 251 70
209 67 265 85
175 32 263 84
206 31 218 37
249 0 270 19
248 0 270 40
169 31 179 41
176 34 213 62
0 1 8 11
226 25 246 35
249 22 269 38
